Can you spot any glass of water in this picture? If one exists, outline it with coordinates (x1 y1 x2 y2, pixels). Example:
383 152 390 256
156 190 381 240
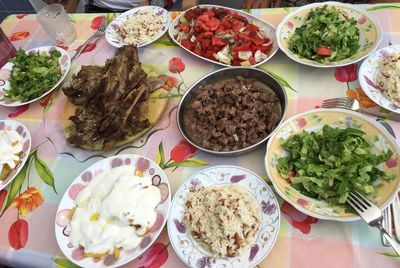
37 4 77 45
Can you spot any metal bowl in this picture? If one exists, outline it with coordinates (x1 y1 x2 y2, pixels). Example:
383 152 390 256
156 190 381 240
176 67 288 156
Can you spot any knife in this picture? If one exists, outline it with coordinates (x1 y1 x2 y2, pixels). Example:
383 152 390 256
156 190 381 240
376 119 400 245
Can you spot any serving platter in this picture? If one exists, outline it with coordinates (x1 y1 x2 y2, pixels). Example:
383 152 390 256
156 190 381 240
105 6 171 48
359 44 400 114
55 154 171 268
0 46 71 107
0 119 31 191
168 5 279 68
276 1 382 68
265 108 400 221
168 165 280 268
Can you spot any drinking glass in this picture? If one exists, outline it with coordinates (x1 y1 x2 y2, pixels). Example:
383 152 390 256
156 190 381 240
0 27 17 68
37 4 77 45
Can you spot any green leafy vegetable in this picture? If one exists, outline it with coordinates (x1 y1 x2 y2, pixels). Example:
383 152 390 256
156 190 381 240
277 125 394 206
289 5 360 63
3 48 62 102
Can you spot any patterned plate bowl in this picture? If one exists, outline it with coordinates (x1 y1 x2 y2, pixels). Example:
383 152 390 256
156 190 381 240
265 108 400 221
276 2 382 68
359 44 400 114
0 119 31 191
55 154 171 268
0 46 71 107
168 165 280 268
105 6 171 48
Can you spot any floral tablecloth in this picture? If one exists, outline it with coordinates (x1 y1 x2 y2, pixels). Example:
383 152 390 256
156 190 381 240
0 4 400 268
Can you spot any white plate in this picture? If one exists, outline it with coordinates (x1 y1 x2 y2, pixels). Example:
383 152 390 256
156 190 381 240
105 6 171 48
0 46 71 107
55 154 171 268
276 2 382 68
168 5 279 68
359 44 400 114
0 119 31 191
168 165 280 268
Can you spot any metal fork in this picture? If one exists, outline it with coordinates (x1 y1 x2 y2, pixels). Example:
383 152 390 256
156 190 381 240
71 14 107 62
346 191 400 255
321 97 360 110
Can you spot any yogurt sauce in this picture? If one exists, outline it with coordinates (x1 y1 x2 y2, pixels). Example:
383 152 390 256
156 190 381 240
70 165 161 255
0 129 22 175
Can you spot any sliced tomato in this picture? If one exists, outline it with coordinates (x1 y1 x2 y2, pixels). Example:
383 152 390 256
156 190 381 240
233 59 241 66
248 57 256 65
204 10 215 18
232 20 245 31
198 14 209 23
194 47 203 56
180 23 190 33
201 39 211 50
181 39 194 51
232 13 249 23
247 24 260 32
220 21 232 30
211 37 226 46
206 18 220 31
252 44 272 53
195 20 210 31
316 46 332 57
251 37 266 46
204 50 216 60
233 43 251 52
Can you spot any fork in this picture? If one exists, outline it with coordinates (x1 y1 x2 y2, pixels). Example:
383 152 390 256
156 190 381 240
71 14 107 62
346 191 400 255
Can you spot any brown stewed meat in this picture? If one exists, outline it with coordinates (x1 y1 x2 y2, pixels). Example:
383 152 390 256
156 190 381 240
183 76 281 152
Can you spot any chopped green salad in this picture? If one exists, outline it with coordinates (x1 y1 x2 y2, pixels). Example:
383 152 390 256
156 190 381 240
3 48 62 102
289 5 360 63
277 125 394 206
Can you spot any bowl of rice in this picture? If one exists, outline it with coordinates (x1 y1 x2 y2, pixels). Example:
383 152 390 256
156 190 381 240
167 165 280 268
105 6 171 48
359 44 400 113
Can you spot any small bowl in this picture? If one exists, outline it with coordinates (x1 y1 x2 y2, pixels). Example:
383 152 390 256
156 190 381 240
176 67 288 156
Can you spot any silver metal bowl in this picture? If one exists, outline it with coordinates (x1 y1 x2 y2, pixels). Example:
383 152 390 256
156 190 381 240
176 67 288 156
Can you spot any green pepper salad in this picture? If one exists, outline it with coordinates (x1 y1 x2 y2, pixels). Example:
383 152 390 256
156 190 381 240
289 5 360 63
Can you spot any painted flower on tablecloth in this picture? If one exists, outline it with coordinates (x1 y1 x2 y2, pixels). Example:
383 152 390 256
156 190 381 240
136 242 169 268
91 15 104 30
75 43 97 54
57 45 69 51
9 31 30 41
11 187 44 216
281 201 318 234
39 92 54 107
156 140 208 170
8 104 30 118
8 219 28 250
159 74 179 91
346 87 377 108
334 64 357 82
170 140 197 162
168 57 185 73
16 14 28 19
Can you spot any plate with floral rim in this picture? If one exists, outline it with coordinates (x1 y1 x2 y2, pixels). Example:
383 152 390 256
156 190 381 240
167 165 280 268
0 46 71 107
359 44 400 114
265 108 400 221
276 2 382 68
0 119 31 191
55 154 171 268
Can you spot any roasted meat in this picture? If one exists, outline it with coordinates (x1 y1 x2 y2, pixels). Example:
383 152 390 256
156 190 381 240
183 76 281 152
62 45 166 150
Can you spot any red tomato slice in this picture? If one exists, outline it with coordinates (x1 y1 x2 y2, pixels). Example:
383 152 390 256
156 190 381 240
206 18 220 31
249 57 256 65
194 47 203 56
247 24 260 32
201 39 211 50
233 43 251 52
316 46 332 57
181 39 194 51
211 37 226 46
232 20 245 31
198 14 209 23
180 23 190 33
204 10 215 18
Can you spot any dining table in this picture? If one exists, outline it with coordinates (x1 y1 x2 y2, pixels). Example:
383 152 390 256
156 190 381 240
0 4 400 268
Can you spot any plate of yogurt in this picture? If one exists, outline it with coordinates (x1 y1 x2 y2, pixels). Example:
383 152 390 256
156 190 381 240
54 154 171 268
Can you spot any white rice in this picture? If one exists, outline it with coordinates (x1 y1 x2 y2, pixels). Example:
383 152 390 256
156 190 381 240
115 9 164 46
183 184 261 257
376 52 400 106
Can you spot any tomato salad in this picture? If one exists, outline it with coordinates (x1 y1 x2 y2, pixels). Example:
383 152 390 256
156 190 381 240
173 7 273 66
